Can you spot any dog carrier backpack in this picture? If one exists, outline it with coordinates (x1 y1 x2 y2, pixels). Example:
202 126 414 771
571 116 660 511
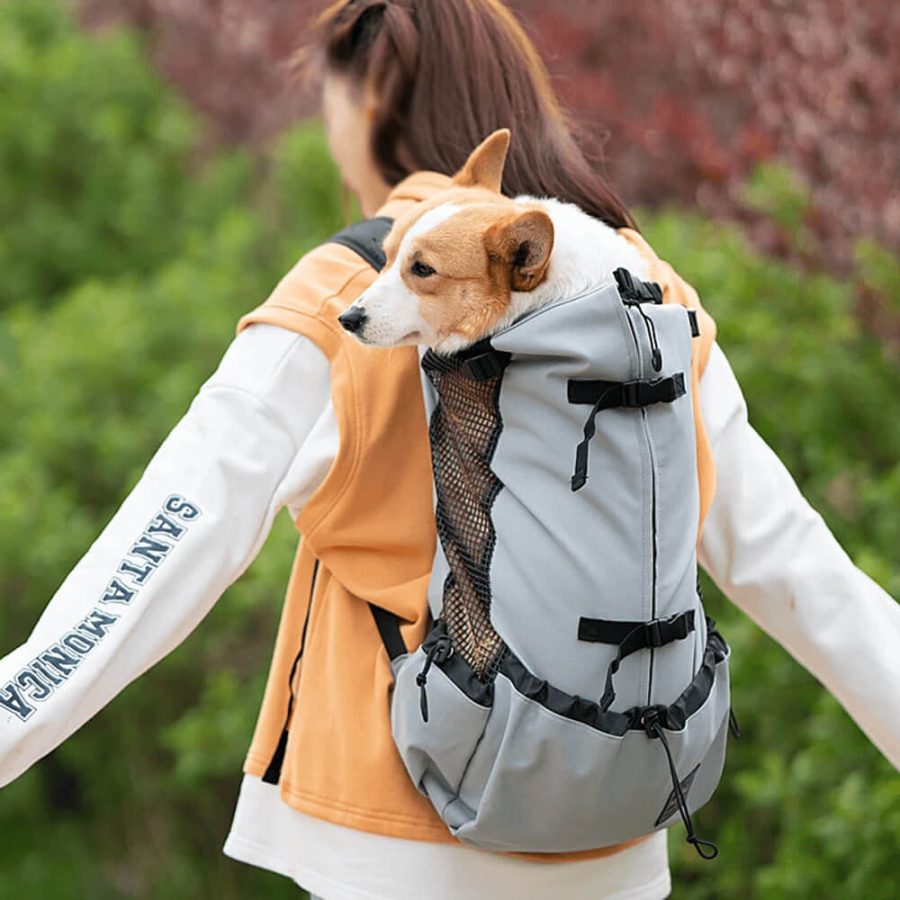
331 218 734 858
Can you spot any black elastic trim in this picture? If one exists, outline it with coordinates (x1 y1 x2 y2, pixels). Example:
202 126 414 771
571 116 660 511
369 603 407 661
567 373 686 407
328 216 394 272
261 729 289 784
262 558 320 785
429 618 728 737
579 610 695 648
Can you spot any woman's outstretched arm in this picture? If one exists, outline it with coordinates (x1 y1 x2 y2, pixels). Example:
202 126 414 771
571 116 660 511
697 341 900 768
0 324 332 787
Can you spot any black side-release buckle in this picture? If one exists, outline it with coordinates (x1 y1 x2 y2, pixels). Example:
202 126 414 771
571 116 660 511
622 381 641 407
614 268 663 304
568 373 686 408
595 611 696 712
569 373 686 491
460 350 511 381
580 610 696 650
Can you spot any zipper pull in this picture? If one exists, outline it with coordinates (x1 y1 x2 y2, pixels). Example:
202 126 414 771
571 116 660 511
416 636 453 722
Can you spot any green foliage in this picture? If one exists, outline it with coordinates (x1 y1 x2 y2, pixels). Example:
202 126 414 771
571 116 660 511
0 2 343 897
0 3 896 898
739 160 812 237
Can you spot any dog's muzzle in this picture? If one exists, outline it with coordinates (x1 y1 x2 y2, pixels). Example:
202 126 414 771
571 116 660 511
338 306 368 334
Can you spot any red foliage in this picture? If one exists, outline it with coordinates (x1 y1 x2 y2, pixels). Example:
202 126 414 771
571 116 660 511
510 0 898 275
79 0 898 283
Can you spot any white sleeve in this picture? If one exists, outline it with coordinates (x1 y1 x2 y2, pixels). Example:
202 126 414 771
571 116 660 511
0 323 334 787
697 341 900 769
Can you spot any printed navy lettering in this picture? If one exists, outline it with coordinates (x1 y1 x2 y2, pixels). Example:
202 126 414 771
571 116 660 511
39 645 82 678
6 497 202 726
146 512 185 541
16 669 52 702
118 559 155 585
31 659 64 686
77 609 120 641
164 494 201 521
128 535 172 566
61 632 96 655
0 683 36 721
101 577 136 606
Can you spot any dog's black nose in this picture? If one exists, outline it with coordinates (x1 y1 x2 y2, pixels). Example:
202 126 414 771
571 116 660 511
338 306 368 334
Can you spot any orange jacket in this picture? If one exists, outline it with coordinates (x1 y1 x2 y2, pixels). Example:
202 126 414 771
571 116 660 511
235 171 717 861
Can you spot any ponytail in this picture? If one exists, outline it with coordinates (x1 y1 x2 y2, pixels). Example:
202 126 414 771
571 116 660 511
307 0 637 231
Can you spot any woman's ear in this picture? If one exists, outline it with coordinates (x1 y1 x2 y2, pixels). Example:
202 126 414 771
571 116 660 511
487 208 555 292
453 129 511 192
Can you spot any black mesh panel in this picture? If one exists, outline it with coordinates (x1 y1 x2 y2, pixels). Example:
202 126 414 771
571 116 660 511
422 350 507 680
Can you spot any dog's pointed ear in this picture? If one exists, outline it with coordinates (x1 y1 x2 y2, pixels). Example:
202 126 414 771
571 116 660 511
452 129 511 192
487 208 554 292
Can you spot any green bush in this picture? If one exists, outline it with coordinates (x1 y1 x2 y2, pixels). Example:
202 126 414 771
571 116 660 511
0 3 343 897
0 3 896 898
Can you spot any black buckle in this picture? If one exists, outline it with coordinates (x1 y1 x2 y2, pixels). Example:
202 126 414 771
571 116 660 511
459 350 510 381
645 611 694 648
621 380 642 407
645 619 664 648
614 268 663 305
673 611 693 639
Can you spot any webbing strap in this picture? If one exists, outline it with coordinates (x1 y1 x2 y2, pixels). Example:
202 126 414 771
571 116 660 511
369 603 407 661
570 372 687 491
568 373 686 407
579 610 695 648
328 216 394 272
583 611 696 711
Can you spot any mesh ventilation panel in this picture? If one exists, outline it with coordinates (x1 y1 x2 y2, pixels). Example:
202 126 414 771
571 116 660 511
422 350 508 680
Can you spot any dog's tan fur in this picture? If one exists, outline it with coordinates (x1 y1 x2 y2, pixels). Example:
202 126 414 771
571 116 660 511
341 131 558 351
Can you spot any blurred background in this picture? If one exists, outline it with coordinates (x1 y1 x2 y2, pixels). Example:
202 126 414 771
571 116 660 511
0 1 897 897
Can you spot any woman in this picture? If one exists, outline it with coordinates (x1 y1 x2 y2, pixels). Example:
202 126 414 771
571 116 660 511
1 1 897 898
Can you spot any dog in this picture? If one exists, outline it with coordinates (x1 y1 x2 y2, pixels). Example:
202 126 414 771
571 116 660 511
338 128 650 354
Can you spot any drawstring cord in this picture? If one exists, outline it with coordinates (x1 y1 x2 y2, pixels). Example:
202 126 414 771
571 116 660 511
416 635 453 722
571 385 617 491
729 706 742 739
642 708 719 861
636 305 663 372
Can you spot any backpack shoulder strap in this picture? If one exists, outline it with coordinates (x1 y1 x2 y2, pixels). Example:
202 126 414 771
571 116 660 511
328 216 395 272
329 215 412 657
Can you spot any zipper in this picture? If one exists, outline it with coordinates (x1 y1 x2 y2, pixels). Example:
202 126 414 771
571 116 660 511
642 405 658 703
261 557 320 785
622 304 659 706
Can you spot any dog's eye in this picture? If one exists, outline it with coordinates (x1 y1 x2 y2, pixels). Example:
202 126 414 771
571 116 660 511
411 260 436 278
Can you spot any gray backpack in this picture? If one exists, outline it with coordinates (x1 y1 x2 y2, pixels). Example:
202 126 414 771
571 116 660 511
333 218 735 859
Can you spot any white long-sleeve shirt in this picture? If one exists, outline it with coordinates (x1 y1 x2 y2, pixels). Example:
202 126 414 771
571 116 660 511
1 322 897 900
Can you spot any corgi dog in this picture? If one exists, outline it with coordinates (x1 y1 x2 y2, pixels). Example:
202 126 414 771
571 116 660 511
338 128 650 354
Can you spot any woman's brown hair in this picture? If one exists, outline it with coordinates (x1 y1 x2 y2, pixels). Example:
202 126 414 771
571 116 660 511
308 0 637 230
